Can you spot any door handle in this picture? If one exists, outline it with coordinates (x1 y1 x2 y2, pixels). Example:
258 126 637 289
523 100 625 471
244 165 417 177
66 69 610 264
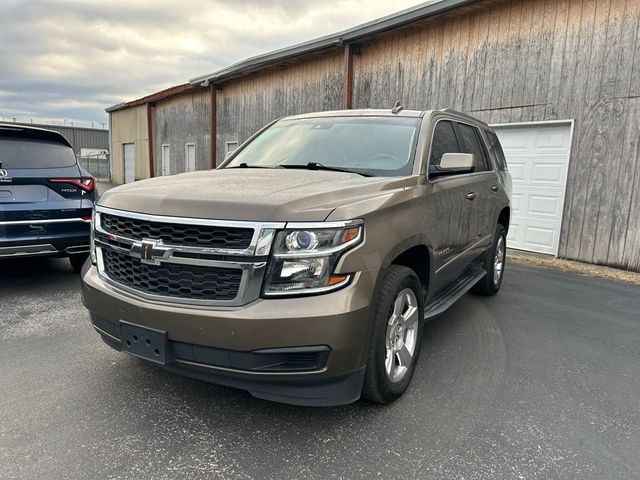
491 185 500 192
466 192 478 200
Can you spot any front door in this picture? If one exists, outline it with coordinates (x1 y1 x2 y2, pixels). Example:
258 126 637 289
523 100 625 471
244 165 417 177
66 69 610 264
452 121 496 256
425 119 479 291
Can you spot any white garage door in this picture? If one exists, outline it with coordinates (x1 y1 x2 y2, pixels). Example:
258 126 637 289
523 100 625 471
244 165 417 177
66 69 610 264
492 122 573 255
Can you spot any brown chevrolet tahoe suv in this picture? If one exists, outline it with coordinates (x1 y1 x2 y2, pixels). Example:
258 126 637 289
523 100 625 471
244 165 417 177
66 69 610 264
81 108 511 406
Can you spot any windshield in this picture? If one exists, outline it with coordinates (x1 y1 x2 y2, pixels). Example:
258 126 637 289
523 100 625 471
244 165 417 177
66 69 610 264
225 116 421 177
0 137 77 169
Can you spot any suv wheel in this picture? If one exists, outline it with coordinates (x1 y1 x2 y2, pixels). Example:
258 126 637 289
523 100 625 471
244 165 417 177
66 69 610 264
471 224 506 296
362 265 424 404
69 253 88 273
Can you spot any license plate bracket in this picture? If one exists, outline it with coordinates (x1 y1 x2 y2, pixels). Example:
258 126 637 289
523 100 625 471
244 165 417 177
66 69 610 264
120 321 172 365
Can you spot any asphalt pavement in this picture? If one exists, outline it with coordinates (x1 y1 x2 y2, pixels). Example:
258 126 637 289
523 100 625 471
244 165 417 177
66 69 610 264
0 258 638 479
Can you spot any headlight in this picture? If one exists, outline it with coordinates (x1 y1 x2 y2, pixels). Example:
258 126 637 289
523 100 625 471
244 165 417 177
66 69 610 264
90 207 97 265
263 221 363 296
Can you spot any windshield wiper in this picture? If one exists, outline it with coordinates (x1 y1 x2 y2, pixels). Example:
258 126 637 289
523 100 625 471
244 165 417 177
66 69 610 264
280 162 373 177
227 163 274 169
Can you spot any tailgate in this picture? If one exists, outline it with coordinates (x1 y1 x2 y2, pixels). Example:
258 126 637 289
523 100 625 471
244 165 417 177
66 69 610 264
0 165 93 243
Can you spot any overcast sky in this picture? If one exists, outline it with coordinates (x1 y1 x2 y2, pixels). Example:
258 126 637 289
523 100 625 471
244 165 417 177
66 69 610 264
0 0 423 127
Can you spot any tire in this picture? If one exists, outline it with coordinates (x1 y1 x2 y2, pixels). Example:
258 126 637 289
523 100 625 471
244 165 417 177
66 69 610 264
69 253 88 273
471 224 506 296
362 265 424 404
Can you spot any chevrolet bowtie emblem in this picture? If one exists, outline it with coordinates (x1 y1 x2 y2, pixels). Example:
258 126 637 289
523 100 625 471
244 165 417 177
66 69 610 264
131 239 171 265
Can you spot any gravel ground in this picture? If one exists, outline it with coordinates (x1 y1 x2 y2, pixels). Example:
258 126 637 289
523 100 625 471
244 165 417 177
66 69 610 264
1 259 639 480
508 250 640 285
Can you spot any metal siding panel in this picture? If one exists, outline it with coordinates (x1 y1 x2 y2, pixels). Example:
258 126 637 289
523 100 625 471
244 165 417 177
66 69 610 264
153 89 212 175
216 52 343 164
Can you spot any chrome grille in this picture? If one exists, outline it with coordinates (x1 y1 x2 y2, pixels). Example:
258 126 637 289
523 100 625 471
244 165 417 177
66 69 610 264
103 248 242 301
101 213 254 249
94 207 284 307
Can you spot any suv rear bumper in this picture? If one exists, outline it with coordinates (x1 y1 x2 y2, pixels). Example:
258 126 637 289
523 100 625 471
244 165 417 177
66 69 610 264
81 264 376 406
0 232 90 258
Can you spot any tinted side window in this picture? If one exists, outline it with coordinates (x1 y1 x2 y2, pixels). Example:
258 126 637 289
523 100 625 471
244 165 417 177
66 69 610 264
456 123 490 172
485 130 508 171
429 120 460 168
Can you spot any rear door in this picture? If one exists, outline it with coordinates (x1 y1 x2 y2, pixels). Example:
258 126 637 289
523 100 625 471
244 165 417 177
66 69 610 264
0 131 93 244
452 121 498 251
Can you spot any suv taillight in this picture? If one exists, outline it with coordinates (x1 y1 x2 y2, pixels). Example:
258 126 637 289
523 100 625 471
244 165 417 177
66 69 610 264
49 177 96 193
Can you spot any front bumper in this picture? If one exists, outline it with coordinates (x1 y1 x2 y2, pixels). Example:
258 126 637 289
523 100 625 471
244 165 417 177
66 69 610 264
81 264 376 406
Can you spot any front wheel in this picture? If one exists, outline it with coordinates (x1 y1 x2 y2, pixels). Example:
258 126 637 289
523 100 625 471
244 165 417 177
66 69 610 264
471 224 506 296
362 265 424 404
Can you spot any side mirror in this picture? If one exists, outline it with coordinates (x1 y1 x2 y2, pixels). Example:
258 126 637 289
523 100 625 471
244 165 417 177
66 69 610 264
440 153 474 170
430 153 475 178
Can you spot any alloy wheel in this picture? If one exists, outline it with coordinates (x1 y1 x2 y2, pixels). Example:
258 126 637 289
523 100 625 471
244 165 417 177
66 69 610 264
385 288 419 383
493 235 505 286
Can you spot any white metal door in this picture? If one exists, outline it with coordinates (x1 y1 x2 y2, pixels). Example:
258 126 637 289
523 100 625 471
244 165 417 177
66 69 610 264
161 144 171 176
185 143 196 172
123 143 135 184
493 122 573 255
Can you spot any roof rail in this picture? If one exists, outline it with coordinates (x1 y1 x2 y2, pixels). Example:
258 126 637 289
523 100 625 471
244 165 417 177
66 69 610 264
436 108 490 126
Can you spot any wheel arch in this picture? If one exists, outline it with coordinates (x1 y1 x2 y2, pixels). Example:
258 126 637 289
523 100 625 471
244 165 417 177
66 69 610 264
497 206 510 233
378 236 432 294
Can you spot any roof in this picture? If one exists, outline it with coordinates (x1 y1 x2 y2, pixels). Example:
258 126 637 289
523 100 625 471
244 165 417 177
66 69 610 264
282 108 426 120
279 108 490 128
106 83 200 113
0 123 73 148
190 0 478 86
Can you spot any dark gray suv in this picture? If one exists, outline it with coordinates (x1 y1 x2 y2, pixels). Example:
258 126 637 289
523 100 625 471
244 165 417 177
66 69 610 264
0 124 95 272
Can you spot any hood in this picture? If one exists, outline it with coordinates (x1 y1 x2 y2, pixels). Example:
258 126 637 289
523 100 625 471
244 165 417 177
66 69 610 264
98 169 412 222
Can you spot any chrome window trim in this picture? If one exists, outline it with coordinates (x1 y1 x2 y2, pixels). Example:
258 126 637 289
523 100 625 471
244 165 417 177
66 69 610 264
425 116 495 182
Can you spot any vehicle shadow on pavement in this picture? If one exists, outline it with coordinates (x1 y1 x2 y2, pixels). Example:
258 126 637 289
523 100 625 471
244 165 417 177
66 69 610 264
62 293 507 476
0 257 76 289
1 257 510 478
